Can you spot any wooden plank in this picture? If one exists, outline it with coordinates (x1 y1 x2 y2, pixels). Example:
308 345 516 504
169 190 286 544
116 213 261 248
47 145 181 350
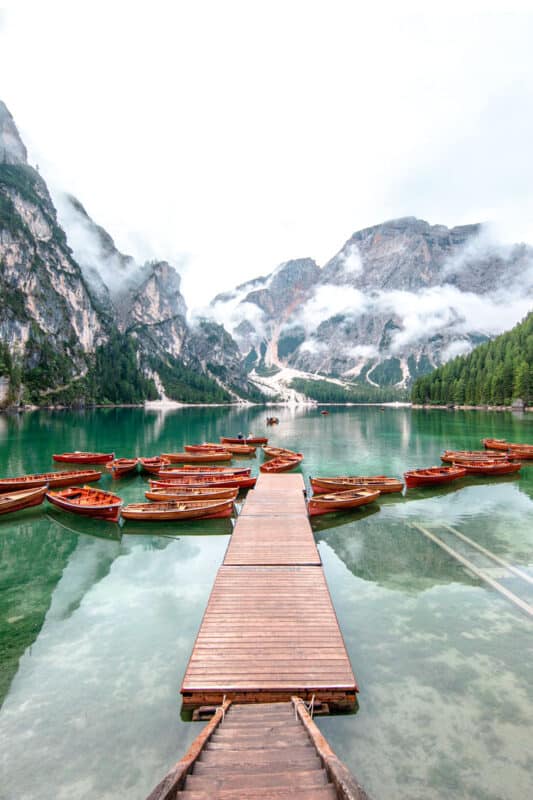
181 566 356 700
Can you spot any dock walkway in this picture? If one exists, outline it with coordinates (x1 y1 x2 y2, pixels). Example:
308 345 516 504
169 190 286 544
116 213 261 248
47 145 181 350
181 473 357 710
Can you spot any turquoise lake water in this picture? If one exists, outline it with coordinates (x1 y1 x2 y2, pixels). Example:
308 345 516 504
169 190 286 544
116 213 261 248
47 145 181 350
0 406 532 800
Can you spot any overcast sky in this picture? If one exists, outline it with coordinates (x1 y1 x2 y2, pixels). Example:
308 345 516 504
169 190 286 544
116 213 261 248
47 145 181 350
1 2 533 307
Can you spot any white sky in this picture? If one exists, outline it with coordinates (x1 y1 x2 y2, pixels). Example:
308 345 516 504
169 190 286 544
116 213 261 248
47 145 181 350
1 2 533 308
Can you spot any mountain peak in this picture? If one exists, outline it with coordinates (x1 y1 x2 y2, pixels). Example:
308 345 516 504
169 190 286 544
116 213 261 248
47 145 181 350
0 101 27 165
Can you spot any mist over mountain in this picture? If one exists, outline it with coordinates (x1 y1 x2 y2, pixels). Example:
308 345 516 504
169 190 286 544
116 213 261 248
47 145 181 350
0 100 258 406
208 217 533 395
1 96 532 407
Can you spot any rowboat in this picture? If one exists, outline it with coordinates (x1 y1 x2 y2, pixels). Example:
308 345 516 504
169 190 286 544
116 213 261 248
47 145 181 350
53 451 114 464
184 444 228 452
442 450 509 463
202 443 257 455
262 446 302 459
0 469 102 492
260 456 303 473
121 498 234 521
139 457 170 474
308 488 380 517
157 466 251 477
160 451 233 463
404 466 467 487
0 486 47 515
310 475 403 494
221 436 268 445
106 458 139 478
507 448 533 460
454 460 522 476
320 410 330 415
482 438 511 451
150 475 257 490
145 487 239 502
46 485 122 522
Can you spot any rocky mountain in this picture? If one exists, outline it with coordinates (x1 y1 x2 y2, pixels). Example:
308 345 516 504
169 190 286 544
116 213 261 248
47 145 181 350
209 217 533 395
0 100 258 406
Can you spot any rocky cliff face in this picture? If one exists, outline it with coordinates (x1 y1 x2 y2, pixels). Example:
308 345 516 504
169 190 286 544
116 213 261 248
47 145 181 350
209 217 533 389
0 101 255 405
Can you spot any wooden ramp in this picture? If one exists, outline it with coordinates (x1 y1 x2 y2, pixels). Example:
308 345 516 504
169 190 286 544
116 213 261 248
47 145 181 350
147 699 370 800
181 474 357 710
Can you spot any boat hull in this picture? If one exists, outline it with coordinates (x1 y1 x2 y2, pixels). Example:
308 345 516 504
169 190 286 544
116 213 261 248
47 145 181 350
121 499 234 520
150 476 257 490
221 437 268 445
107 458 139 478
260 457 303 473
310 476 403 494
161 452 233 463
308 488 380 517
46 486 122 522
404 467 467 487
0 486 47 515
0 470 101 492
457 461 522 475
53 452 114 464
139 457 171 474
145 487 239 501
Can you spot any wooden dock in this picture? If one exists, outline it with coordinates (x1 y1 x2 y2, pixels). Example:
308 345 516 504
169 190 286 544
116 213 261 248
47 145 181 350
147 698 370 800
181 474 358 711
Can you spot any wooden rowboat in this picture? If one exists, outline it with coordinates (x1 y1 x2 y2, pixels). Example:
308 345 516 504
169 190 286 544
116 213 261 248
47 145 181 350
404 466 466 488
308 488 380 517
262 446 301 459
53 451 114 464
310 475 403 494
157 466 251 477
260 456 303 474
139 457 170 474
46 485 122 522
442 450 509 463
454 460 522 476
160 451 233 463
106 458 139 478
221 436 268 445
184 444 228 453
482 438 510 451
145 487 239 502
202 442 257 455
0 486 48 515
150 475 257 490
0 469 102 492
507 448 533 460
121 498 234 521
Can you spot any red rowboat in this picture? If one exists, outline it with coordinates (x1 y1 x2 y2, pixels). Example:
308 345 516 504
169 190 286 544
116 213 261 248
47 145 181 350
262 446 301 459
53 452 114 464
404 466 466 488
442 450 509 463
160 451 233 463
145 487 239 502
482 438 510 451
106 458 139 478
46 485 122 522
0 469 102 492
454 460 522 475
150 475 257 490
507 448 533 461
221 436 268 445
139 457 170 474
121 498 234 521
310 476 403 494
260 456 303 473
308 488 380 517
184 444 228 452
0 486 47 515
157 466 251 477
202 442 257 455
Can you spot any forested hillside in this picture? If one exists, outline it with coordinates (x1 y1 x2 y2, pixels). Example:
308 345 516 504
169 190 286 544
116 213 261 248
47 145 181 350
411 312 533 406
